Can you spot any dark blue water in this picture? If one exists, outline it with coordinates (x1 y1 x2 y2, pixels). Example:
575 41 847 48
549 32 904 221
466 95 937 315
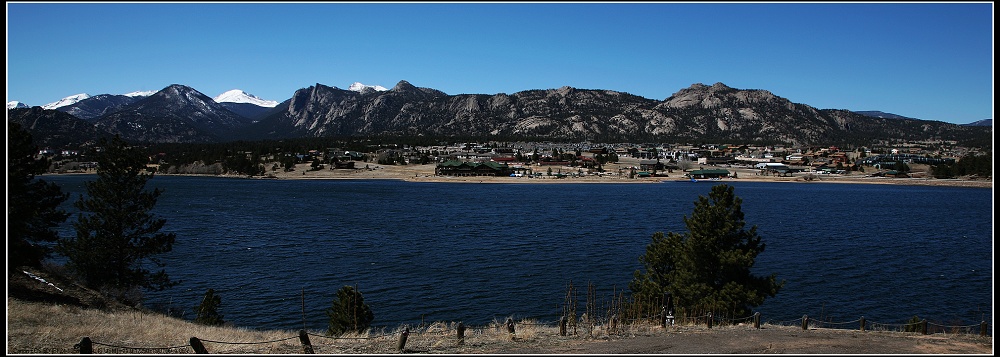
41 175 993 333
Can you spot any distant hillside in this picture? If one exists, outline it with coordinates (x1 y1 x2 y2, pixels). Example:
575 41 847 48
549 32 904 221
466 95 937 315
854 111 915 120
10 81 993 149
962 119 992 127
856 111 992 127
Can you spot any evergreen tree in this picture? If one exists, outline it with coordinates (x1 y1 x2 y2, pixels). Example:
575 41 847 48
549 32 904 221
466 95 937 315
194 288 225 326
8 122 70 271
326 285 375 335
56 135 177 305
631 184 783 321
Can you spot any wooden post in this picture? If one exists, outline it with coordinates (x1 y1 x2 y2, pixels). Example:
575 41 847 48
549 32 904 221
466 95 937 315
298 330 314 354
457 322 466 345
559 316 567 336
189 337 209 354
754 312 761 329
707 312 713 329
921 319 928 335
801 315 809 330
76 337 93 354
396 327 409 352
860 316 866 332
981 321 988 337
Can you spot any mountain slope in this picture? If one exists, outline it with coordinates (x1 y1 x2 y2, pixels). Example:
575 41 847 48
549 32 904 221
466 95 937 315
7 107 105 148
11 81 992 148
213 89 281 121
240 81 990 147
56 94 146 121
94 84 252 143
42 93 90 110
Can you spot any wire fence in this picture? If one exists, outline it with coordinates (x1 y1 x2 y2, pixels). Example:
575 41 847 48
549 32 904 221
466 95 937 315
73 311 993 354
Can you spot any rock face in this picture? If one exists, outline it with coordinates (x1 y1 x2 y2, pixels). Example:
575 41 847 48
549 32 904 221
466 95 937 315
239 80 988 147
10 81 992 147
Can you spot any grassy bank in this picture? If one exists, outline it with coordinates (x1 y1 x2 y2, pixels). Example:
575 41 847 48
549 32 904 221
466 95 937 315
8 297 993 354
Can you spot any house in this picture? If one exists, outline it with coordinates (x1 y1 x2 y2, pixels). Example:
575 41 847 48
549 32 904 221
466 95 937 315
333 161 356 169
881 170 910 178
697 156 736 165
638 159 665 172
435 160 512 177
756 163 794 176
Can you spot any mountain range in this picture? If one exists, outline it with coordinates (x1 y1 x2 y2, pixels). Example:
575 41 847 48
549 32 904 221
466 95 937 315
7 81 992 149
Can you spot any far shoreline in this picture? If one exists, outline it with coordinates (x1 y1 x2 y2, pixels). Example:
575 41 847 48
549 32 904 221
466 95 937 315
41 168 994 189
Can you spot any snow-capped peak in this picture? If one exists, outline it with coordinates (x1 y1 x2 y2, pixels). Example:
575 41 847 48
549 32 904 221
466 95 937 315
42 93 90 110
7 101 29 110
124 90 157 97
348 82 389 92
213 89 279 108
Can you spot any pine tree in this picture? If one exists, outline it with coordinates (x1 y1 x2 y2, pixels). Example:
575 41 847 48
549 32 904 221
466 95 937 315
55 135 177 305
7 122 70 271
326 285 374 336
194 288 225 326
631 184 783 320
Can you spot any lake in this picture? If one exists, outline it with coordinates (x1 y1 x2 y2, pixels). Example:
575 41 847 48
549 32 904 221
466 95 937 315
41 174 993 334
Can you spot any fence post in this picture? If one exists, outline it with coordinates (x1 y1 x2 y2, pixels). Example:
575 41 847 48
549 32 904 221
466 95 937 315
981 321 988 337
754 312 761 329
860 316 866 332
396 327 409 352
921 319 928 335
707 312 713 329
457 322 466 345
75 337 92 354
189 337 209 354
298 330 314 354
801 315 809 330
559 316 567 336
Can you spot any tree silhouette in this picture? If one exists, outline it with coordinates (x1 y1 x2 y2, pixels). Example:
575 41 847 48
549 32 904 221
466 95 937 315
631 184 783 321
194 288 225 326
56 135 177 305
326 285 374 335
8 122 70 271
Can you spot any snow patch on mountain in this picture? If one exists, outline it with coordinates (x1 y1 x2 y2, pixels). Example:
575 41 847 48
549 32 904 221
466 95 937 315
42 93 90 110
348 82 389 92
124 90 157 97
214 89 279 108
7 101 30 110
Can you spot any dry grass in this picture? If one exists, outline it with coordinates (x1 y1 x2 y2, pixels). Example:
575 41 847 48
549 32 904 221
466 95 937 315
8 266 992 354
9 297 992 355
7 297 674 354
7 298 305 354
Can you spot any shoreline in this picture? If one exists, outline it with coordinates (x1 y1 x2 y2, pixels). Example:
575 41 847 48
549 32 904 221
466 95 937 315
43 163 993 189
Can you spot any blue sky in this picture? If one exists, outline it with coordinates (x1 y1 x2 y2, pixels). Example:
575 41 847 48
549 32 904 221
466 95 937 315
6 2 993 124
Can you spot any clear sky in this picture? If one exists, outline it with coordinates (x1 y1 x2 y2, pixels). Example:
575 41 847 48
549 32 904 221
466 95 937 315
6 2 994 124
